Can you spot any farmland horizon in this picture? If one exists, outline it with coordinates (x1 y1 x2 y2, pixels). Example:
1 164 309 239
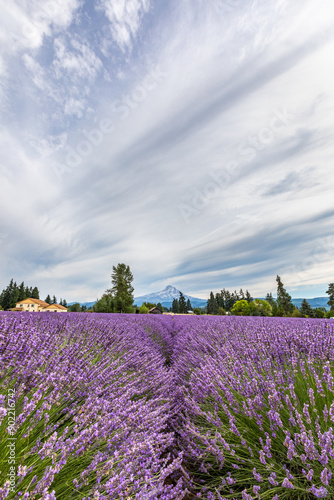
67 283 332 311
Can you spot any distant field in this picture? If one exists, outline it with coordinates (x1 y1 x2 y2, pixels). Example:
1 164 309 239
1 313 333 499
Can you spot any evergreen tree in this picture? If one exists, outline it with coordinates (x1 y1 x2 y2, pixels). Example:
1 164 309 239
52 295 57 304
225 290 233 311
314 308 325 318
18 282 26 301
107 263 134 313
326 283 334 311
11 282 19 307
266 292 278 315
1 280 14 310
239 289 245 300
215 288 241 311
276 275 294 315
1 280 19 310
93 295 115 313
62 299 67 308
219 289 227 310
45 295 51 304
245 290 253 303
25 286 31 298
171 298 179 313
207 292 219 315
215 292 223 309
186 298 192 311
156 302 163 312
31 287 39 299
179 292 187 313
265 292 276 307
300 299 314 317
59 299 63 306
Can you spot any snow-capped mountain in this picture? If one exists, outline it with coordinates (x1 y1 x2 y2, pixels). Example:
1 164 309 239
134 285 207 308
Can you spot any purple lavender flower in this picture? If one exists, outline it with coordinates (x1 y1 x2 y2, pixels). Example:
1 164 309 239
282 477 294 489
306 469 314 481
308 485 328 498
252 468 263 482
259 450 266 465
242 491 253 500
320 467 332 486
253 485 261 497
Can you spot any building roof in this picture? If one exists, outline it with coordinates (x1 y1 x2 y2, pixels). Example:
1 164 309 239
15 299 67 310
16 298 49 307
148 307 163 314
43 303 68 310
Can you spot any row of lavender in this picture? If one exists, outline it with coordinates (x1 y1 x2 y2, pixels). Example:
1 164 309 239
169 316 334 499
0 312 186 499
1 313 334 499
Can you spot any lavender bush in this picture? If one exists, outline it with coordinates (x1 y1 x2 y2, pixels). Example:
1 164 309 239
171 316 334 499
1 313 334 499
0 312 187 499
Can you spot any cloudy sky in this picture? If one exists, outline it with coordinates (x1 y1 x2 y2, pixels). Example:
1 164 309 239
1 0 334 302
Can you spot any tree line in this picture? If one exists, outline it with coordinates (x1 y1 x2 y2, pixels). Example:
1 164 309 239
0 279 67 310
171 293 192 313
206 276 334 318
2 268 333 317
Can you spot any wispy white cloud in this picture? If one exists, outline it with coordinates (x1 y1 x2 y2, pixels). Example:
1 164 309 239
53 38 102 80
0 0 81 57
98 0 151 51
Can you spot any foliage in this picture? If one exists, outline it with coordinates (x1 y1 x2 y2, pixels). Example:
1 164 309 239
231 299 250 316
207 288 253 314
326 283 334 311
231 299 272 316
172 298 179 313
139 304 149 314
292 307 303 318
141 302 157 310
179 292 187 314
107 263 134 313
207 292 219 315
276 275 294 315
93 294 115 313
0 280 41 310
68 302 82 312
300 299 314 318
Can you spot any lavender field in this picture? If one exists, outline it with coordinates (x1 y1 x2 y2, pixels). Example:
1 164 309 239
1 313 334 499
